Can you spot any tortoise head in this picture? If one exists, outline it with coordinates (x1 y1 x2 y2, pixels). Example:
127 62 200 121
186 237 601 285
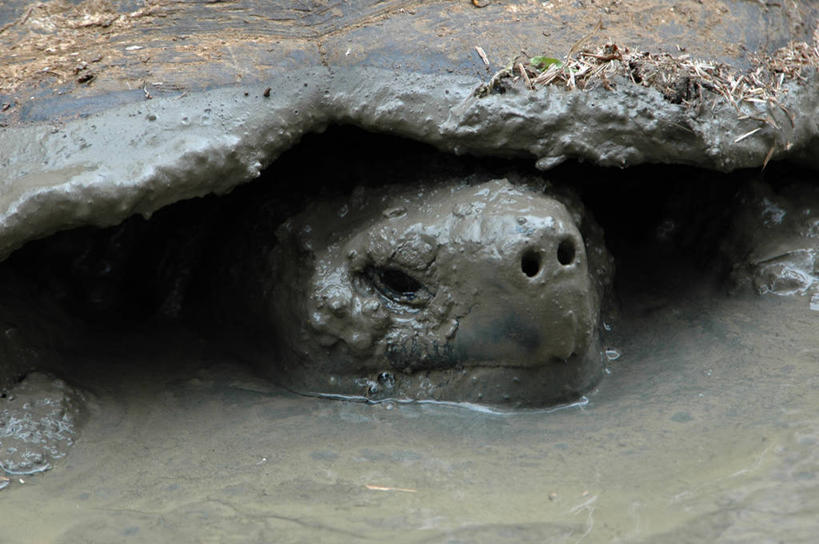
268 178 605 406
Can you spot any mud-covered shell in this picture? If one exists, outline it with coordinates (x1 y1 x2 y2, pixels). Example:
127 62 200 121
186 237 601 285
0 1 817 264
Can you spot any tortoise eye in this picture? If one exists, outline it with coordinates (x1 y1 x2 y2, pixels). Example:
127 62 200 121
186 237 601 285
364 266 431 306
378 268 423 297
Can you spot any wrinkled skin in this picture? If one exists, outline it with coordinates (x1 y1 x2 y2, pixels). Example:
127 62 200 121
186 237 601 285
263 178 613 406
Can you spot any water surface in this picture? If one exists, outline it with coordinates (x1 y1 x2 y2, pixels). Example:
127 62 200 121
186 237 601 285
2 265 817 543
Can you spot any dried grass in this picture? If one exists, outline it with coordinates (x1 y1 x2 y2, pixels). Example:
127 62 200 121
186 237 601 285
478 28 819 117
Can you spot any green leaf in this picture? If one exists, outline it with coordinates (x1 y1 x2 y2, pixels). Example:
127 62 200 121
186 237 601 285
530 56 563 70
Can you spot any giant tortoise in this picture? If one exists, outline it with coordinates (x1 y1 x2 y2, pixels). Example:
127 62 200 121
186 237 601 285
0 3 818 539
0 2 816 408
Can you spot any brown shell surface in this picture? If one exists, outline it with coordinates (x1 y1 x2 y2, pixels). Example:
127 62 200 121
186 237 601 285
0 1 815 261
0 0 814 125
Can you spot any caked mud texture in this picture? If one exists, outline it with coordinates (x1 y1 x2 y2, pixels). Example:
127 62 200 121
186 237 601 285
256 178 612 405
0 0 817 260
724 179 819 297
0 372 84 480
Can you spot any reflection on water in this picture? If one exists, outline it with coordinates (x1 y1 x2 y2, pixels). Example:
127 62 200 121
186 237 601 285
0 269 817 543
308 393 590 416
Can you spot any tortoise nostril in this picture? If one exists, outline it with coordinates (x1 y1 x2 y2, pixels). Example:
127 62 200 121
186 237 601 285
521 249 541 278
557 238 576 266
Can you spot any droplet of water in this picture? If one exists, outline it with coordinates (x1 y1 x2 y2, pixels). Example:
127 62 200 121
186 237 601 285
377 372 395 390
605 348 621 361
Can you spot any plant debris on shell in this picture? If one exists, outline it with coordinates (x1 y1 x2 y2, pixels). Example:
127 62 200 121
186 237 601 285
478 27 819 116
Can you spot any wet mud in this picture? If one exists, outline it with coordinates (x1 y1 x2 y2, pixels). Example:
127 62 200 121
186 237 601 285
1 62 817 260
0 128 817 541
0 1 815 537
0 251 816 543
0 372 83 481
725 180 819 298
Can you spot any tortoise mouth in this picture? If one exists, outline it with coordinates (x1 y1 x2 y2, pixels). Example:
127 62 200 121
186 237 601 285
286 348 603 408
383 336 584 373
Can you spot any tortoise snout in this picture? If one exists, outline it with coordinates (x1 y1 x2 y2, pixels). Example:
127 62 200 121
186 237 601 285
499 214 586 290
518 234 581 280
450 215 595 368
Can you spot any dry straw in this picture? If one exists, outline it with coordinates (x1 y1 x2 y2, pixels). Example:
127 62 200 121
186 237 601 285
478 28 819 119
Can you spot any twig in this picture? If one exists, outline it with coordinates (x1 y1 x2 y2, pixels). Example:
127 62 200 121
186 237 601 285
475 46 490 68
365 484 417 493
0 3 38 35
734 127 762 143
517 62 532 89
566 20 603 61
761 144 776 171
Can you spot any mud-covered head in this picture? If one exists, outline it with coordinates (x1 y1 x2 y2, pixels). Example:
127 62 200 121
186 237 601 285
269 178 610 406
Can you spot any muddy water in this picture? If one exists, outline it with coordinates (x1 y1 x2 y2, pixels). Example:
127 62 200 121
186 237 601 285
1 259 817 543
